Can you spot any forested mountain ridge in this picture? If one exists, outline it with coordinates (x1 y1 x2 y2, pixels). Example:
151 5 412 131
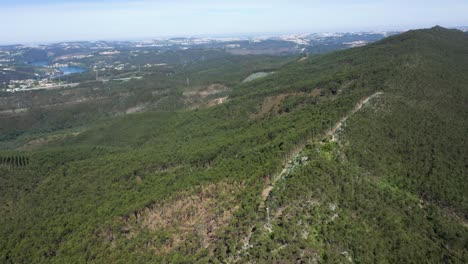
0 26 467 263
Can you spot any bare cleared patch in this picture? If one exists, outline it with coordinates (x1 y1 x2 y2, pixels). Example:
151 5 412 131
206 96 228 107
0 108 29 115
184 84 229 109
118 181 244 253
261 186 274 202
298 56 308 62
125 104 148 114
254 94 288 118
252 89 320 119
309 88 321 97
183 83 228 99
17 131 83 151
242 72 274 83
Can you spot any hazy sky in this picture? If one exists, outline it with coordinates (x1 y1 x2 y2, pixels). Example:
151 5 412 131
1 0 467 44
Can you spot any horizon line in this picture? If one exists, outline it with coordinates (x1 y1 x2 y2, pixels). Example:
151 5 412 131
2 25 467 47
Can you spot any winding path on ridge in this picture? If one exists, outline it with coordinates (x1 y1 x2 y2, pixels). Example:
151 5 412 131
327 92 383 142
260 92 383 207
235 91 383 258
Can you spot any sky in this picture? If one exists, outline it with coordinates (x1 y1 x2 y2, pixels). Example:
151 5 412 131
1 0 467 44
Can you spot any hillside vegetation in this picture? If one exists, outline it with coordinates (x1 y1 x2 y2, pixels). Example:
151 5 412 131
0 27 467 263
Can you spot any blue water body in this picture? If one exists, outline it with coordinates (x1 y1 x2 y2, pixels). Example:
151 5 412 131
30 61 87 77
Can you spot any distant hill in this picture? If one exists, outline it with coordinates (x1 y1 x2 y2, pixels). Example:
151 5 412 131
0 26 467 263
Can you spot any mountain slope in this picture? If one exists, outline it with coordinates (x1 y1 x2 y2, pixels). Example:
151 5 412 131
242 28 468 263
0 27 467 263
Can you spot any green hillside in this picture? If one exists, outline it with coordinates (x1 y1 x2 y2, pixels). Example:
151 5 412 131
1 27 467 263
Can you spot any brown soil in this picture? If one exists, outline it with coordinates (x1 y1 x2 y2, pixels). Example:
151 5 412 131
206 96 228 107
125 104 148 114
183 83 228 99
252 89 321 119
118 181 244 253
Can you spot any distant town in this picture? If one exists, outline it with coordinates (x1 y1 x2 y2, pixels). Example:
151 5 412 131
2 27 467 93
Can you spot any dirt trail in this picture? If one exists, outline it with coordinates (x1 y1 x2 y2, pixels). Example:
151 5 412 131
236 91 383 256
327 91 383 141
260 92 383 207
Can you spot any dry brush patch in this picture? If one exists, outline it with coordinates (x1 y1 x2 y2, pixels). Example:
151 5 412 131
252 89 321 119
125 103 149 114
184 83 229 109
206 96 228 107
183 83 228 99
107 181 245 254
